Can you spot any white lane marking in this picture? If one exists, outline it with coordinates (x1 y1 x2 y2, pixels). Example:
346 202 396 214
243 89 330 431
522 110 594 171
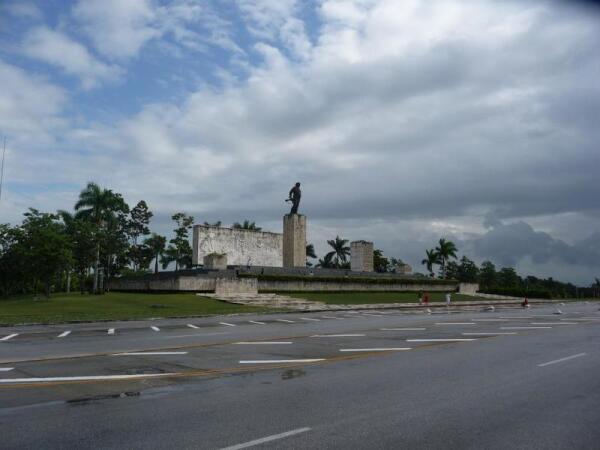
300 317 320 322
187 324 199 329
563 318 600 321
234 342 293 345
311 334 366 338
500 326 551 330
249 320 266 325
151 326 160 332
530 322 578 325
0 367 14 372
380 328 426 331
538 353 587 367
471 319 509 322
220 322 236 327
108 328 115 335
112 352 188 356
239 359 325 364
462 332 517 336
435 323 476 326
163 332 229 339
406 338 476 342
58 331 71 338
321 316 343 320
0 373 178 384
276 319 295 323
219 427 311 450
340 348 411 352
361 313 385 317
0 334 18 341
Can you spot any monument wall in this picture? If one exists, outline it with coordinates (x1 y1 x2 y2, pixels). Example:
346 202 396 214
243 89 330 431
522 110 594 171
192 225 283 267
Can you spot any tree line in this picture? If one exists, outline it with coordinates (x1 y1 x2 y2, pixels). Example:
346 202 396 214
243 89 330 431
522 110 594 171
0 182 266 298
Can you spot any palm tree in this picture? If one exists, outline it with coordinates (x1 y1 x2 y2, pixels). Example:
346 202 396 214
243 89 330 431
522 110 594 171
325 236 350 268
232 220 261 231
316 252 335 268
144 233 167 274
435 238 458 278
421 249 439 277
74 182 128 293
306 243 317 266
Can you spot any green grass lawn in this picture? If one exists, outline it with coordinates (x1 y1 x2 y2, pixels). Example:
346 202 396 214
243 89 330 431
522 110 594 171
287 291 485 305
0 292 268 326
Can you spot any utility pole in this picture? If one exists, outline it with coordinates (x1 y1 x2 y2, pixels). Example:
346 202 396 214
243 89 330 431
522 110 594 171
0 137 6 204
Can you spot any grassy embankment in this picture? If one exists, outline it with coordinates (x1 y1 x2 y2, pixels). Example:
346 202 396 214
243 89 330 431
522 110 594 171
288 292 487 305
0 292 267 326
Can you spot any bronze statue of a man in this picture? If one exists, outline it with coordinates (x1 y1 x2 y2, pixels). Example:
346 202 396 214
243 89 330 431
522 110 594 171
287 182 301 214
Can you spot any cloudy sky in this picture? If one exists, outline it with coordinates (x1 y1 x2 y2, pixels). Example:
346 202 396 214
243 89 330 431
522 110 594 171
1 0 599 284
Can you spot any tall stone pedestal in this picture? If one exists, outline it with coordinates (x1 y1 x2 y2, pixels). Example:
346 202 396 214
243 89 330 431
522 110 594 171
283 214 306 268
351 240 374 272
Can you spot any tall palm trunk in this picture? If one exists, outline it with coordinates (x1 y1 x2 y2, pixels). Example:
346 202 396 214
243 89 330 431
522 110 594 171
154 253 159 274
93 243 100 294
66 271 71 294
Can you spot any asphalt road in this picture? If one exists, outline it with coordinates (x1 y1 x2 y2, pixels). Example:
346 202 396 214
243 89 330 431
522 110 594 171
1 302 599 449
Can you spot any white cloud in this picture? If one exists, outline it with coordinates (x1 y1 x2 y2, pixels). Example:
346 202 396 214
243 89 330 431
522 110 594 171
72 0 159 59
72 0 240 59
22 27 122 89
3 0 600 283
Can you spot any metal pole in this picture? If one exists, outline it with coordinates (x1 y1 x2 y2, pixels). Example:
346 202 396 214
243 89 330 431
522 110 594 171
0 137 6 204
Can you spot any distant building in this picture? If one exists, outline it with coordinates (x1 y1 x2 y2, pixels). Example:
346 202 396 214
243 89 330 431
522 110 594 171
395 263 412 275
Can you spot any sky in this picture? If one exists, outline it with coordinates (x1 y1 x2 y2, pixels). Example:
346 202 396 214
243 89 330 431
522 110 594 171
0 0 599 285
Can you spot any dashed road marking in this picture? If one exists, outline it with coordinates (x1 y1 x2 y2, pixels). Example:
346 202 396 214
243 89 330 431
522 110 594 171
0 367 14 372
234 342 293 345
113 351 188 356
530 322 577 325
108 328 115 335
0 373 178 384
380 328 426 331
462 332 517 336
151 326 160 332
406 338 476 342
321 316 343 320
58 331 71 338
249 320 266 325
311 334 365 338
300 318 320 322
500 326 551 330
435 323 476 326
187 324 199 329
471 319 509 322
219 427 311 450
1 334 18 341
340 348 411 352
276 319 295 323
538 353 587 367
220 322 236 327
239 359 325 364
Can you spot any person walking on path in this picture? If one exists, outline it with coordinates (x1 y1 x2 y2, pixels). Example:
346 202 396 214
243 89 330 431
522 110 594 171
418 290 423 305
445 292 451 307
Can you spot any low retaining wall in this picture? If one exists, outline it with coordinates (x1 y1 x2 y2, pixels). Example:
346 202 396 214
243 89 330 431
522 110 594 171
110 276 217 292
257 280 457 292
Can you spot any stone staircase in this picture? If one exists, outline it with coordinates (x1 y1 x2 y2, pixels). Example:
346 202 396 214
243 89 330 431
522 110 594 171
201 293 327 311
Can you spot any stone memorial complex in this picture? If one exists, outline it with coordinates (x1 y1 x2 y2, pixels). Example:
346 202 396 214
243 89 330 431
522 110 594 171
283 214 306 268
112 182 479 298
351 240 374 272
192 225 283 267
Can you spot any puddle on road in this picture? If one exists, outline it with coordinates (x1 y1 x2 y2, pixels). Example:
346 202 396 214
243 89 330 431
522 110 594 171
281 369 306 380
67 391 140 406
